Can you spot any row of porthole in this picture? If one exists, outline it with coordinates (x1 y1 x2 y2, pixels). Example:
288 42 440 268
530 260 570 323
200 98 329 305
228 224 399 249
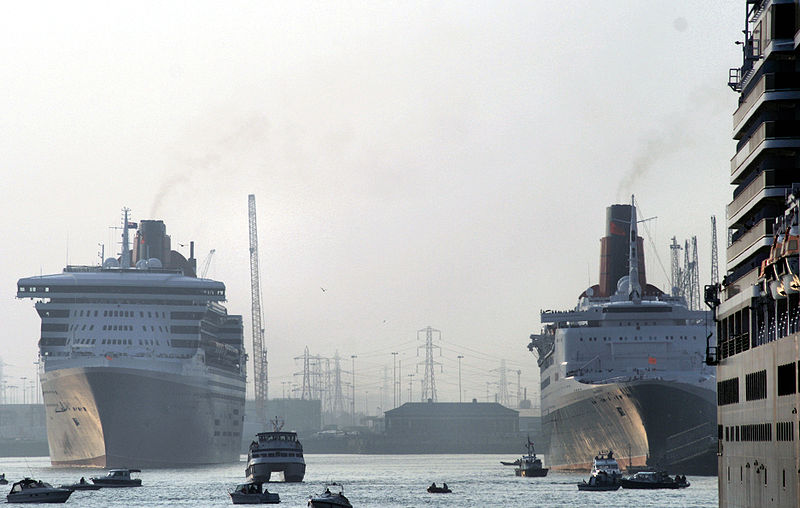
579 336 698 341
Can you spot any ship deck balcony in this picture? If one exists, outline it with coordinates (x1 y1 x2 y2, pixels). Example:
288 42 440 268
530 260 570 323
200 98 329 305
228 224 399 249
727 170 791 227
727 218 773 266
730 121 800 183
733 73 800 137
721 265 761 300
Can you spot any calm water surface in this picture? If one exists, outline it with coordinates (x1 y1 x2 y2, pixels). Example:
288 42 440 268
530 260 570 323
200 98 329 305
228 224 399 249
0 455 717 507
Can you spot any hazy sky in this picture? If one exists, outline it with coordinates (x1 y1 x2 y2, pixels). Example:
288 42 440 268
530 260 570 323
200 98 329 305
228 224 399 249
1 1 742 410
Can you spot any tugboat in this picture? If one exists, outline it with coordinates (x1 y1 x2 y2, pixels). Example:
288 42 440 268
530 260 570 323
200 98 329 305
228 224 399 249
6 478 73 504
246 417 305 483
503 437 548 477
228 481 280 504
90 469 142 487
619 471 689 489
308 482 351 508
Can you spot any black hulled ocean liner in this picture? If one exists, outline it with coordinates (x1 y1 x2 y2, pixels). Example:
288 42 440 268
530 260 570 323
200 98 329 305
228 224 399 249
16 211 246 467
529 198 717 475
711 1 800 506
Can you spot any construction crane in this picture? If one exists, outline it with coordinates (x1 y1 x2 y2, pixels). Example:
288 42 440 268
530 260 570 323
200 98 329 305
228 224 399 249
200 249 215 278
248 195 268 425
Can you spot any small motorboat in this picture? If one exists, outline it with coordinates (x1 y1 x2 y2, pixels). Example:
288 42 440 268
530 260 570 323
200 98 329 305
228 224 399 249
577 471 620 491
90 468 142 487
229 481 280 504
59 477 102 491
6 478 73 504
308 482 352 508
427 482 452 493
619 471 690 489
0 473 8 485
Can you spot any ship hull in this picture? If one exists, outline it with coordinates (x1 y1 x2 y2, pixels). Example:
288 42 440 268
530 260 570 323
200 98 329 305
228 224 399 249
544 379 717 475
42 366 244 467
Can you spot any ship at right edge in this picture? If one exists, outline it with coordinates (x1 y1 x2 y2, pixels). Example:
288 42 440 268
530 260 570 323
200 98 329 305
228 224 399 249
710 1 800 506
529 197 718 476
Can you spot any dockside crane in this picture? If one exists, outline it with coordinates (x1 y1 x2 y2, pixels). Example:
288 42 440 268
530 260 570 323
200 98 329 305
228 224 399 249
248 195 268 425
710 215 719 285
200 249 215 278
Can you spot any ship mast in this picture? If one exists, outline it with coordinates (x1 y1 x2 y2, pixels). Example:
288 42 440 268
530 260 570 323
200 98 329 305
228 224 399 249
628 195 642 303
121 208 131 268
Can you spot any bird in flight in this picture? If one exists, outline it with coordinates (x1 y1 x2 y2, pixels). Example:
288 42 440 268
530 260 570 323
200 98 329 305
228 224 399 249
320 287 327 292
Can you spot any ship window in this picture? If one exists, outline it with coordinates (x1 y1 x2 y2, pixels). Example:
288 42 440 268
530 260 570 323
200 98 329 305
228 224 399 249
90 325 94 330
148 312 152 317
777 362 796 396
727 466 730 482
783 469 785 489
745 370 768 401
94 311 97 316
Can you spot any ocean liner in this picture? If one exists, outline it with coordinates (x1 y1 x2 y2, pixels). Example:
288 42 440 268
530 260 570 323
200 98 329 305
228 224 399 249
710 1 800 506
528 198 717 475
15 210 246 467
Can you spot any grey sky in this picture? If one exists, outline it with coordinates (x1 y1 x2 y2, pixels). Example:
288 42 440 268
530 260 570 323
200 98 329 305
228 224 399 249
1 1 740 407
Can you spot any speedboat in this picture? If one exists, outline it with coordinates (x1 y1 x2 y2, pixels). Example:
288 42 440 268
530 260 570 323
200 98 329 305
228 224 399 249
6 478 73 504
308 483 352 508
229 481 280 504
90 469 142 487
620 471 690 489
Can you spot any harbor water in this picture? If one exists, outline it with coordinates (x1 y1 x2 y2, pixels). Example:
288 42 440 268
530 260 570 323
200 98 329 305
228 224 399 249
0 454 717 507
